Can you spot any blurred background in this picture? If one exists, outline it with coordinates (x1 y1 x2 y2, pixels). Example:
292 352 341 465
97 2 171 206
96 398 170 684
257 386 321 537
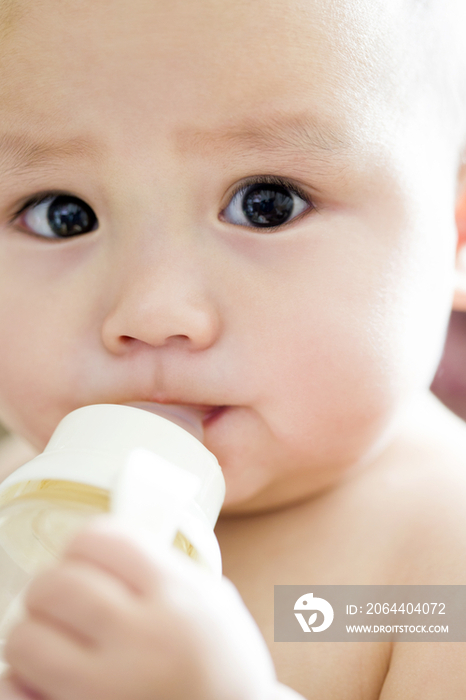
430 310 466 423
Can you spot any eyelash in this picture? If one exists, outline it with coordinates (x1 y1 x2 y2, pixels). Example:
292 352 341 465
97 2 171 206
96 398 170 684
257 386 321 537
9 190 67 237
9 175 314 238
11 191 62 220
223 174 314 228
227 174 311 208
9 190 98 241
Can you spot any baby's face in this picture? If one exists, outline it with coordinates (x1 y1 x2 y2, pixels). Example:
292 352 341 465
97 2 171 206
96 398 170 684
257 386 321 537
0 0 459 512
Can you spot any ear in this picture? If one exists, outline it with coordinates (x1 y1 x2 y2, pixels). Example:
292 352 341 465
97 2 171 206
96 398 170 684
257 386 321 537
453 161 466 311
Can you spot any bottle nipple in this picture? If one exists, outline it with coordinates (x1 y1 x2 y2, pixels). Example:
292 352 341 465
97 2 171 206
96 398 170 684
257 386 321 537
123 402 204 443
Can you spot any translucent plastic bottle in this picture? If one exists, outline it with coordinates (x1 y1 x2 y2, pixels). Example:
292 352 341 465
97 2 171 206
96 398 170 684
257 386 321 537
0 404 225 659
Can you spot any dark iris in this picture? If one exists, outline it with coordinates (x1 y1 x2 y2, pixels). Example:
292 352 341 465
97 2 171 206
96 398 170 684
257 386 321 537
242 184 294 227
47 195 97 237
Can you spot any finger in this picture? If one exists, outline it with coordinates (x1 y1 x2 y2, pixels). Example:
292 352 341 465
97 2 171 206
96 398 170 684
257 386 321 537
62 517 163 595
24 561 135 645
5 619 90 700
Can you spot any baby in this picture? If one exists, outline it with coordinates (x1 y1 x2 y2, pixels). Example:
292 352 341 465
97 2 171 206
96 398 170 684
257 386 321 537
0 0 466 697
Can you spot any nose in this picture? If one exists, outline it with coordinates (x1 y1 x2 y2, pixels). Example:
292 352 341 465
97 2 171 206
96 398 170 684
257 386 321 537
100 242 221 355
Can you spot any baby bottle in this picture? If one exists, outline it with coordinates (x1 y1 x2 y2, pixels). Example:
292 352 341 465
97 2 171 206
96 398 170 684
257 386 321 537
0 403 225 660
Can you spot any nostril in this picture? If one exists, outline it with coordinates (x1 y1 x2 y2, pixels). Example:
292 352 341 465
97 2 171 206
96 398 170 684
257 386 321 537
167 334 190 343
119 335 137 348
116 334 192 351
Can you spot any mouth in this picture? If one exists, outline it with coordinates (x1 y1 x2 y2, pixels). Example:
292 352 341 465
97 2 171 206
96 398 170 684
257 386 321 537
122 401 228 440
202 405 228 425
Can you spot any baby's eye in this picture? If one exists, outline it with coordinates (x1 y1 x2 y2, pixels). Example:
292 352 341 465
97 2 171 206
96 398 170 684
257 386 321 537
14 194 98 239
221 179 312 229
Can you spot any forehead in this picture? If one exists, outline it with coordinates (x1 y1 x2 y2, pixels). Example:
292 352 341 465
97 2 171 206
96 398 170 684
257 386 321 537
0 0 408 161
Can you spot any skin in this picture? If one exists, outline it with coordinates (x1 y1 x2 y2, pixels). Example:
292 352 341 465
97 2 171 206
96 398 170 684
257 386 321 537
0 0 466 697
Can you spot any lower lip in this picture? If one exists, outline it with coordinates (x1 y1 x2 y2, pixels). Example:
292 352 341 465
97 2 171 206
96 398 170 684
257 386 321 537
203 405 228 426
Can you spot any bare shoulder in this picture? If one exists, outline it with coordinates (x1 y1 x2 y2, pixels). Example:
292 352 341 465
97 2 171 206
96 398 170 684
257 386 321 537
0 432 37 482
370 393 466 699
382 393 466 583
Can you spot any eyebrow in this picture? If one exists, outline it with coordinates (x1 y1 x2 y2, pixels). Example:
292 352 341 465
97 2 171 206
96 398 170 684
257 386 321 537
175 112 351 158
0 132 102 176
0 112 350 177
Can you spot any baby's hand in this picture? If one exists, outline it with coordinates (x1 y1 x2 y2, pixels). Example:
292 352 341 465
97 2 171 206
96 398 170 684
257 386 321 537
0 518 278 700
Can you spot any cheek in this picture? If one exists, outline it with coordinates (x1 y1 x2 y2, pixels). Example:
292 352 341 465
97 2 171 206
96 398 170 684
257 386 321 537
216 306 397 511
0 279 84 448
0 237 112 447
0 315 63 448
241 232 424 469
258 309 397 464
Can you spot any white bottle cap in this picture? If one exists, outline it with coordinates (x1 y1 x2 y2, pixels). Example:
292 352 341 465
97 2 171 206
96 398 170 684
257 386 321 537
0 404 225 529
